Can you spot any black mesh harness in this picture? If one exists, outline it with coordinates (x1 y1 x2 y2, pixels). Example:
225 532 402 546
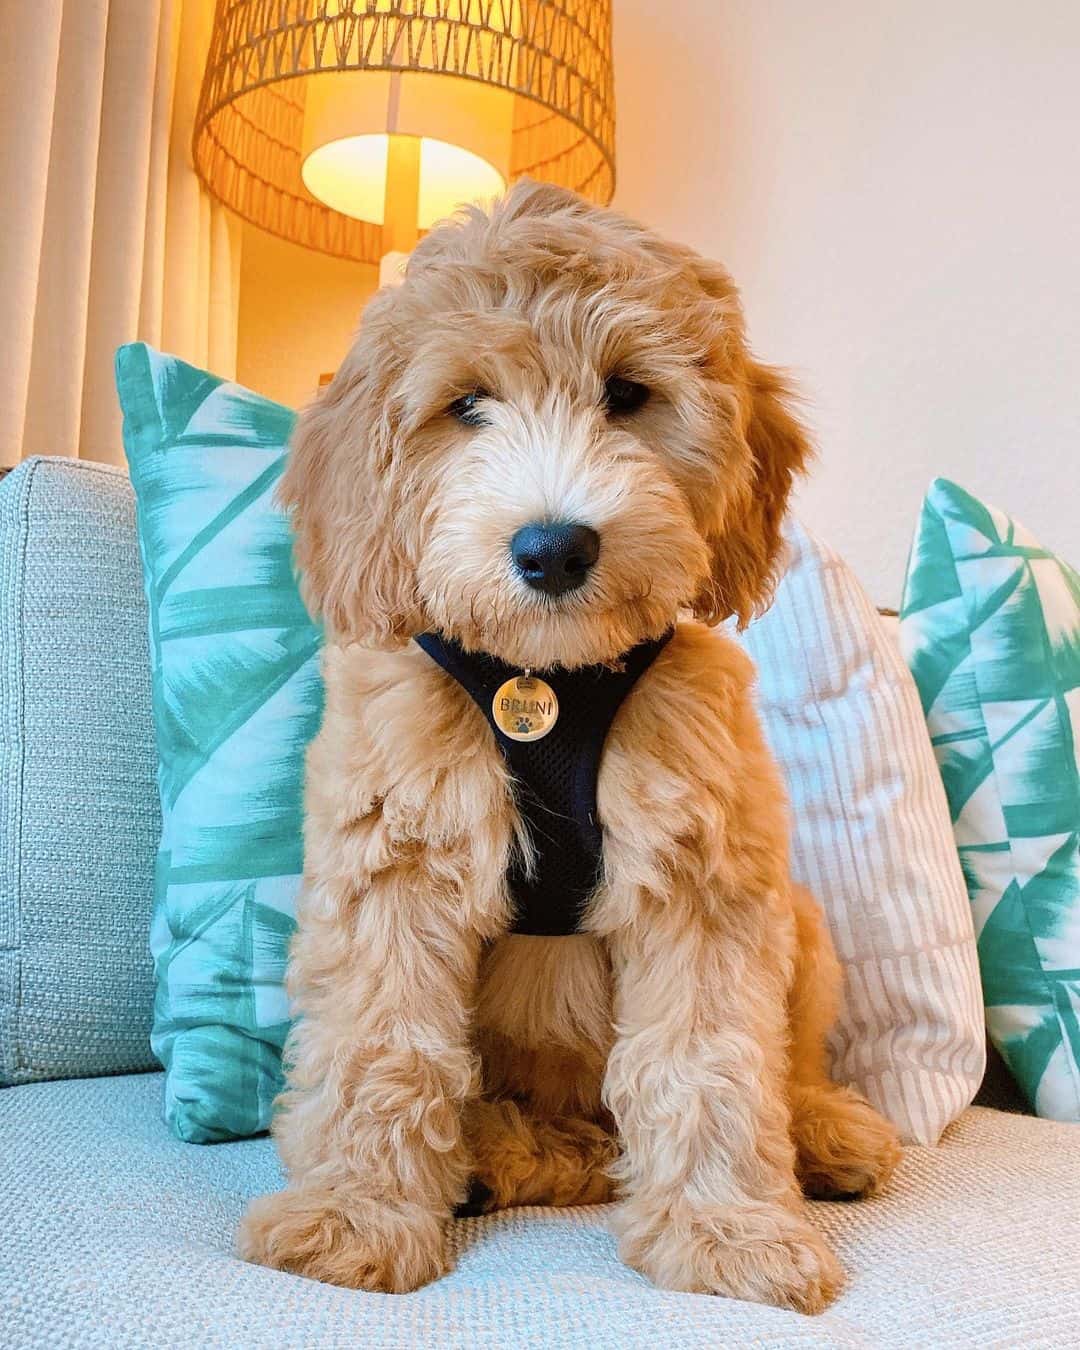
415 630 673 936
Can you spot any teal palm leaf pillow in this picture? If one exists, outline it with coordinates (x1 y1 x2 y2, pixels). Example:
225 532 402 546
117 344 323 1142
901 478 1080 1120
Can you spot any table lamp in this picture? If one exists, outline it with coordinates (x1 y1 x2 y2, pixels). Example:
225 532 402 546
193 1 616 283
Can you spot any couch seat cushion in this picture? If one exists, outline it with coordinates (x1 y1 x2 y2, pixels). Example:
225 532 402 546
2 1074 1078 1347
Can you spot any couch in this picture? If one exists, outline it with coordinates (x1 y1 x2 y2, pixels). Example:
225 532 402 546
2 458 1079 1349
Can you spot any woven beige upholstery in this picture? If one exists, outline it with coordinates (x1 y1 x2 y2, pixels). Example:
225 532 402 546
2 1075 1078 1347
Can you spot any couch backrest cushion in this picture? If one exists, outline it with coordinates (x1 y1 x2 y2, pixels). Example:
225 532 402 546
0 458 160 1085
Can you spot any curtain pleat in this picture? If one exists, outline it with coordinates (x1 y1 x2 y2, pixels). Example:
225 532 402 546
79 0 165 465
21 1 110 467
139 0 182 348
0 4 66 469
161 0 242 381
0 0 241 469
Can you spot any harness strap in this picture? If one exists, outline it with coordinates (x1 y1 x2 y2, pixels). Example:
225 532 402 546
415 629 673 936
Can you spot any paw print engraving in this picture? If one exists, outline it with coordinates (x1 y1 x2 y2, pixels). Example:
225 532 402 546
515 716 535 734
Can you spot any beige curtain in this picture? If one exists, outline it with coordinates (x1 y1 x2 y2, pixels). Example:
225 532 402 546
0 0 240 469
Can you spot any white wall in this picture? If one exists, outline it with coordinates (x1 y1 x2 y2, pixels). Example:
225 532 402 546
612 0 1080 603
237 224 374 410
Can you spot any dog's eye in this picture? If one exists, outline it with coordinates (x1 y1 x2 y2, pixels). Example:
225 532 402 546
448 390 489 427
603 375 650 416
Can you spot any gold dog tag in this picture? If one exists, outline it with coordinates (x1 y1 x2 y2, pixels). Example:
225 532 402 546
492 674 559 742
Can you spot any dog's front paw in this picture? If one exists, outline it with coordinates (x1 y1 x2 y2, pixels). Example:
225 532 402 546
615 1199 844 1314
238 1187 447 1292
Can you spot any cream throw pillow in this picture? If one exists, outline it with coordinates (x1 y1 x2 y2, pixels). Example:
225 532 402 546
730 521 986 1144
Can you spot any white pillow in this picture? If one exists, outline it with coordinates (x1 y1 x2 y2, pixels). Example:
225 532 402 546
729 521 986 1144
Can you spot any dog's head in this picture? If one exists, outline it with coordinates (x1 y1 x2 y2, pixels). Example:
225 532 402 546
281 181 811 668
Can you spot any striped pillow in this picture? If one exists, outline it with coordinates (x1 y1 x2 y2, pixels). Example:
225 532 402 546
732 521 986 1144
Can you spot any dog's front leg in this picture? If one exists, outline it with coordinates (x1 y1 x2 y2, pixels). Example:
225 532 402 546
237 862 484 1292
603 905 844 1314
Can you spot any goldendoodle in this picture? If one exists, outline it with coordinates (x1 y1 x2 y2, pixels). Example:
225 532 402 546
239 181 900 1313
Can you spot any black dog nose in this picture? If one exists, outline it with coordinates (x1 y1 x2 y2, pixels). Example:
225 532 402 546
510 522 600 596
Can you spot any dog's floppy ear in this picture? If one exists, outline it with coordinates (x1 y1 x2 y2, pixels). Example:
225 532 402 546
278 295 422 646
693 357 813 629
633 242 811 629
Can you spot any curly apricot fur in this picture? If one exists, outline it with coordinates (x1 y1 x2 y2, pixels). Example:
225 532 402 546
239 183 900 1311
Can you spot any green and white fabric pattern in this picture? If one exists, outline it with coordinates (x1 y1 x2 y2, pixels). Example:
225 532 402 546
901 478 1080 1121
117 343 322 1143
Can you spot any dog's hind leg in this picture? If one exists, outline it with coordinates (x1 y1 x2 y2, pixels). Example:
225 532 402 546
463 1099 618 1212
787 885 902 1200
469 933 616 1212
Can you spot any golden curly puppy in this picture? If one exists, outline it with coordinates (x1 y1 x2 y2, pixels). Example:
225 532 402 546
238 181 900 1313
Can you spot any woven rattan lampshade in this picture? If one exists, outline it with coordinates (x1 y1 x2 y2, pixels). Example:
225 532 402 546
193 1 615 266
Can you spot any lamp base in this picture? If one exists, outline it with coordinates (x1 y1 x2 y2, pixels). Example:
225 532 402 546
379 251 409 288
